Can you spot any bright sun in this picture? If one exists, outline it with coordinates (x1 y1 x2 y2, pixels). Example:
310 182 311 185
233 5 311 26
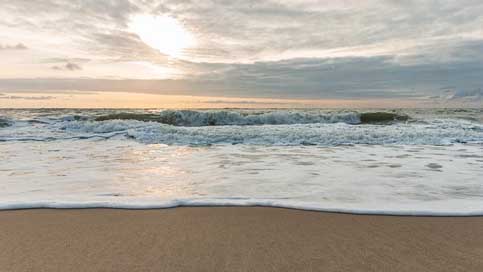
129 15 195 58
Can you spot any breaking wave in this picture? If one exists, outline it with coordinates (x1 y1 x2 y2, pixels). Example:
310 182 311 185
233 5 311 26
93 110 408 126
1 109 482 145
59 118 483 146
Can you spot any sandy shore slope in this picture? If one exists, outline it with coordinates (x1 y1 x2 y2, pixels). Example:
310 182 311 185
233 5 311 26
1 207 483 272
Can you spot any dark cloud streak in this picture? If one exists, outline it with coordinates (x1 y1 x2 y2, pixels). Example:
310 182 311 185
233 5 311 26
0 43 28 50
51 62 82 71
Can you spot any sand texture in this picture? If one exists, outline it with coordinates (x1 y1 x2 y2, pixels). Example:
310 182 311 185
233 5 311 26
1 207 483 272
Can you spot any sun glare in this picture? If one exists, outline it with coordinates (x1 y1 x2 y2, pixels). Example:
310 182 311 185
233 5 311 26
129 15 195 58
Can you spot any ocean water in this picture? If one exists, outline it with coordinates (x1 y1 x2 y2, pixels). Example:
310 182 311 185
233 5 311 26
1 108 482 215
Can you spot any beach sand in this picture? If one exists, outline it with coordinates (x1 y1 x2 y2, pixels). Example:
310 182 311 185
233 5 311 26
1 207 483 272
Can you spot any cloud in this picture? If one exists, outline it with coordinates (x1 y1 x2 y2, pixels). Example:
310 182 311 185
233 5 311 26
43 58 90 64
65 63 82 71
52 62 82 71
1 53 481 99
0 94 54 100
0 1 159 62
3 1 483 63
88 31 168 62
149 0 483 63
1 1 483 101
426 87 483 108
449 88 483 99
202 100 293 105
0 43 28 50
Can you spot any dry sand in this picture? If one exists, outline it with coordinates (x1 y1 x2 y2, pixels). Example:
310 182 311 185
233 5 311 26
1 207 483 272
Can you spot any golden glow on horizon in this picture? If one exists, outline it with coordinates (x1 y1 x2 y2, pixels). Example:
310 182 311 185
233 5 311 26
0 91 429 109
129 15 195 58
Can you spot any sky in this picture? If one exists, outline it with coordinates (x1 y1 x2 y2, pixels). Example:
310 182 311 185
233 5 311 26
0 0 482 107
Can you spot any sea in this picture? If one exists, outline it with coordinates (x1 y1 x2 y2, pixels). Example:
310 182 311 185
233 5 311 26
1 108 482 215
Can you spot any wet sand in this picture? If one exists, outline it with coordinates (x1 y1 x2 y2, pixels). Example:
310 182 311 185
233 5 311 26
1 207 483 272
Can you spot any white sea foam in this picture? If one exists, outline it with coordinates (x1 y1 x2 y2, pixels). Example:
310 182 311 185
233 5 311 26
1 109 482 215
58 118 482 145
1 141 482 215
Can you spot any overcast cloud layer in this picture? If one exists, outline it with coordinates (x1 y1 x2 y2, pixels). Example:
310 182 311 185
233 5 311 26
0 0 482 102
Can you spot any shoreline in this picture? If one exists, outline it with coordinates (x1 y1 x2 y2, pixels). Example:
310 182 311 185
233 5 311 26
3 205 483 217
1 207 483 271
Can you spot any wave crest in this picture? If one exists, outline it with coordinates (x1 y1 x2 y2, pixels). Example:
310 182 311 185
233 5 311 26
56 118 483 146
94 110 365 126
